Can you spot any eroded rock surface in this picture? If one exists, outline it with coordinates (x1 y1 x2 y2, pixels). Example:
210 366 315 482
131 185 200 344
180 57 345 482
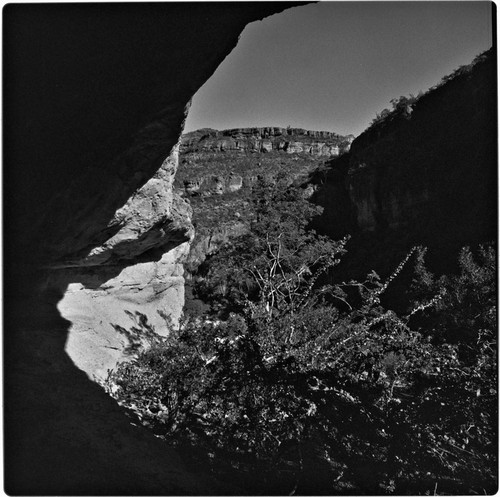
48 242 189 379
81 145 193 266
37 141 195 379
181 126 354 158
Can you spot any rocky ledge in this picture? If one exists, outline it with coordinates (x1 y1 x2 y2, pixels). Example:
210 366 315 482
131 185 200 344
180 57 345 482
181 126 354 157
177 126 353 198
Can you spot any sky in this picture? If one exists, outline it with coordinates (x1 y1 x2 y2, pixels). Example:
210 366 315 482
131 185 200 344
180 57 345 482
184 1 493 137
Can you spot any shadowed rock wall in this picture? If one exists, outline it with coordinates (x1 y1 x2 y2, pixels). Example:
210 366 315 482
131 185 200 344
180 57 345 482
3 3 305 494
4 3 303 268
312 47 497 277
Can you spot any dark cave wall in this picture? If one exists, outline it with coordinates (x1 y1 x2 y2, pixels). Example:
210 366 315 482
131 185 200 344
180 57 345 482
3 4 305 494
4 2 304 268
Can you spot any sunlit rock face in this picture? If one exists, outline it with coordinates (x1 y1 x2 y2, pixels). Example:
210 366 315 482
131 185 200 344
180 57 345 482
80 145 192 266
55 242 190 379
181 126 354 158
37 140 196 379
4 3 305 494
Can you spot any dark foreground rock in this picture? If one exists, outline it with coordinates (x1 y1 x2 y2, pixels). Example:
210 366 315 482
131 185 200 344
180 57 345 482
3 3 305 494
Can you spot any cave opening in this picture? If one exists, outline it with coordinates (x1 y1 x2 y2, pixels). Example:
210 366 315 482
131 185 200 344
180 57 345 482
4 2 496 495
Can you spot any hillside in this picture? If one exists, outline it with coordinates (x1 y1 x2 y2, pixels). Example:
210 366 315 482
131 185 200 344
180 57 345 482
179 48 496 315
311 47 496 279
176 127 354 270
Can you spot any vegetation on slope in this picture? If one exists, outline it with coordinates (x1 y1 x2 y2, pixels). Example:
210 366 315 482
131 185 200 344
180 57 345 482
101 48 497 495
176 146 332 272
367 49 493 131
104 179 497 495
176 151 322 227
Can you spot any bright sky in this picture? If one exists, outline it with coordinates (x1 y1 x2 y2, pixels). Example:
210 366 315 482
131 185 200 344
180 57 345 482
184 1 493 137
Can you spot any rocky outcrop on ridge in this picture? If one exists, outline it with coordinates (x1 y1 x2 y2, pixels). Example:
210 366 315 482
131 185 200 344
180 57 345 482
177 127 353 197
181 127 354 157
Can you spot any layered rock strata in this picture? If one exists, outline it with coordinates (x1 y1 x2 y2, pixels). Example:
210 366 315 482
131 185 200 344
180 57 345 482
181 126 354 157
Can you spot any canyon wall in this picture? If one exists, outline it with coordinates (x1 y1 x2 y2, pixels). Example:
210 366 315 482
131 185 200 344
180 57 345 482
3 4 304 494
176 127 352 272
181 126 354 156
312 48 497 276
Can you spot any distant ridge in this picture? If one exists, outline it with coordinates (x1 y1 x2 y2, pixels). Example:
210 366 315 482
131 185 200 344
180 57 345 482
181 126 354 157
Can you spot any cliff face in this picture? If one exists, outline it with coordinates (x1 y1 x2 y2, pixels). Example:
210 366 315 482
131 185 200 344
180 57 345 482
181 126 354 157
176 127 352 271
4 4 305 494
46 146 195 378
178 127 352 196
312 48 497 275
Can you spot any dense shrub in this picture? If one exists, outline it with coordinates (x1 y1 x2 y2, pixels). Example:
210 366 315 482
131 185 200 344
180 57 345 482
104 182 497 494
196 176 346 315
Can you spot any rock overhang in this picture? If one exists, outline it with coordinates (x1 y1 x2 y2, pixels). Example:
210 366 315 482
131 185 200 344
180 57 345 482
4 2 310 271
4 4 313 494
